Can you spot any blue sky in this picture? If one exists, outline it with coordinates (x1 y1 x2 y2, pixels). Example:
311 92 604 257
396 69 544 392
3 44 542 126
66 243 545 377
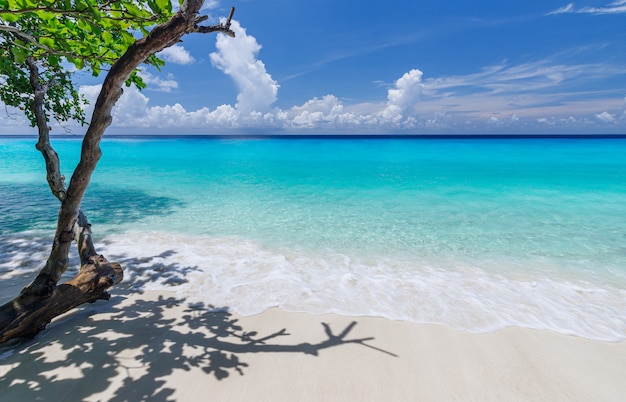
1 0 626 134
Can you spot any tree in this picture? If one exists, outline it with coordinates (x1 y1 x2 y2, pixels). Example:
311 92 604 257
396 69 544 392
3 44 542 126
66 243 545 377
0 0 236 344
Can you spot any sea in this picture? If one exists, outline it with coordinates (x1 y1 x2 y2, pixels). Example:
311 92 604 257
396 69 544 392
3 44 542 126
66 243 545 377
1 135 625 341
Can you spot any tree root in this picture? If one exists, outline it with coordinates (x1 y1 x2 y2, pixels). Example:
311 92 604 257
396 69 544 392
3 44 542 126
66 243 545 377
0 257 123 344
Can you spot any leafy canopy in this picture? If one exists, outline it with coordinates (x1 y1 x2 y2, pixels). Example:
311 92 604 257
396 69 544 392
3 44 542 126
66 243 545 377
0 0 175 126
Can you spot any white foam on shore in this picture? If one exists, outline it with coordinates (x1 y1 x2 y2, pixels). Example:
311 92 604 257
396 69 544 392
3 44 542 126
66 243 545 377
92 231 626 342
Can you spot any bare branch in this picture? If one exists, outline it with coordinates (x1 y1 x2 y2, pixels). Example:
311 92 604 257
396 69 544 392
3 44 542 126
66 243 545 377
192 7 236 37
226 6 235 28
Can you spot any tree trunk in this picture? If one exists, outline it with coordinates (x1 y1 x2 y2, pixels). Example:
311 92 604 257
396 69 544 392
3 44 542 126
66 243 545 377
0 1 235 344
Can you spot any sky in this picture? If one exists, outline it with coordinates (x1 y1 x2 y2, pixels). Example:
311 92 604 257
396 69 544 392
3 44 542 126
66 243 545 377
1 0 626 135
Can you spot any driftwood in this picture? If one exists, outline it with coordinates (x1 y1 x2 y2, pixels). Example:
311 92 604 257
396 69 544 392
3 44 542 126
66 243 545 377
0 2 235 344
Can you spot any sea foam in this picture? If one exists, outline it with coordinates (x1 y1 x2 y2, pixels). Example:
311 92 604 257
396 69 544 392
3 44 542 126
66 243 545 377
97 231 626 342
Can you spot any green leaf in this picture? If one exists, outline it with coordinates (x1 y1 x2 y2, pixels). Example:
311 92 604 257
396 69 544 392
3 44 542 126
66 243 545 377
124 3 146 18
0 13 20 23
155 0 172 14
102 30 113 44
10 47 27 63
48 54 60 67
146 0 159 14
39 37 55 49
73 57 85 70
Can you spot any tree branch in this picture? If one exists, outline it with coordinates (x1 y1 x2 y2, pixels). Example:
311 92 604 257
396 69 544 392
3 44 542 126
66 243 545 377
192 7 236 37
22 0 233 295
0 257 123 343
0 5 162 22
2 0 236 345
1 25 118 66
25 58 67 202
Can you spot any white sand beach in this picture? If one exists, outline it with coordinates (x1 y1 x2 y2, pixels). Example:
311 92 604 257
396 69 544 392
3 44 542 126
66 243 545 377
1 290 625 401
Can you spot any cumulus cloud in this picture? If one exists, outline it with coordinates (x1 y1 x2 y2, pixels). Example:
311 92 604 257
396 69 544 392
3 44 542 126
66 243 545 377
67 53 624 134
596 111 616 123
5 20 624 135
79 83 241 129
382 69 424 122
138 72 178 92
209 20 279 115
287 95 345 128
157 45 195 65
387 69 424 111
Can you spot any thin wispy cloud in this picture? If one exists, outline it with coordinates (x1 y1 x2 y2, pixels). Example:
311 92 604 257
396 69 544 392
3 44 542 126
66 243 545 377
548 1 626 15
171 0 219 12
547 3 576 15
424 59 618 96
280 28 431 83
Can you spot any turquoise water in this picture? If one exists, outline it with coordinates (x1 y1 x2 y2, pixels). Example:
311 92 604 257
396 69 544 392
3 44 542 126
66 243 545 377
1 137 626 340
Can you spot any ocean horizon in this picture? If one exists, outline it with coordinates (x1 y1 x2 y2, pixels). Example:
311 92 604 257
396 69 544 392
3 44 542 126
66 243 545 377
1 136 625 341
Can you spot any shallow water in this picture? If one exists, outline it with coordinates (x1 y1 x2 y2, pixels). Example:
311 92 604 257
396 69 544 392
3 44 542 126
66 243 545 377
1 136 625 340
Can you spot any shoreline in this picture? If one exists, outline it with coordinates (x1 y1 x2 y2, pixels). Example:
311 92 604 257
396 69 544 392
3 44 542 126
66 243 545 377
2 229 626 343
2 290 625 401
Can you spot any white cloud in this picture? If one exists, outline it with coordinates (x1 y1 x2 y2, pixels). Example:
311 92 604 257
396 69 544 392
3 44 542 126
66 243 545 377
548 1 626 15
68 55 625 134
3 22 625 135
138 72 178 93
596 111 616 123
288 95 344 128
0 106 31 134
209 20 279 116
547 3 576 15
201 0 219 10
385 69 424 115
157 45 195 65
171 0 218 12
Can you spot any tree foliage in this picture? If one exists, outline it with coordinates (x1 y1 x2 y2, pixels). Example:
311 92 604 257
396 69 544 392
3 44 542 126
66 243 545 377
0 0 236 344
0 0 173 126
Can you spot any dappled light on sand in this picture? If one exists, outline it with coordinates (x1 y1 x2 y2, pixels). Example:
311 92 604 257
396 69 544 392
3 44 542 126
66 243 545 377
0 291 393 401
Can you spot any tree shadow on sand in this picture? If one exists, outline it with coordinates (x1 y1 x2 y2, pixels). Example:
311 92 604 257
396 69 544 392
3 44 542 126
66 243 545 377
0 250 397 401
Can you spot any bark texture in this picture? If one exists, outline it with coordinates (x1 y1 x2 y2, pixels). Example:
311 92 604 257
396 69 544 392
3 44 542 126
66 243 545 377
0 2 235 344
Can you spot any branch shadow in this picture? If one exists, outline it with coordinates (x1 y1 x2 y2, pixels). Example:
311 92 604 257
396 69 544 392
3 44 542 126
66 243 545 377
0 233 79 305
0 290 396 401
1 246 397 401
0 182 183 303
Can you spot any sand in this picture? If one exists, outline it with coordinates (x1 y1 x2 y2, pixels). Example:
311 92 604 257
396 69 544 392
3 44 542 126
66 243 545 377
1 290 625 402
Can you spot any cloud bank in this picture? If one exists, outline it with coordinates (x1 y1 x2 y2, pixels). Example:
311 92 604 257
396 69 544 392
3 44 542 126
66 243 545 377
71 22 433 134
1 20 625 135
